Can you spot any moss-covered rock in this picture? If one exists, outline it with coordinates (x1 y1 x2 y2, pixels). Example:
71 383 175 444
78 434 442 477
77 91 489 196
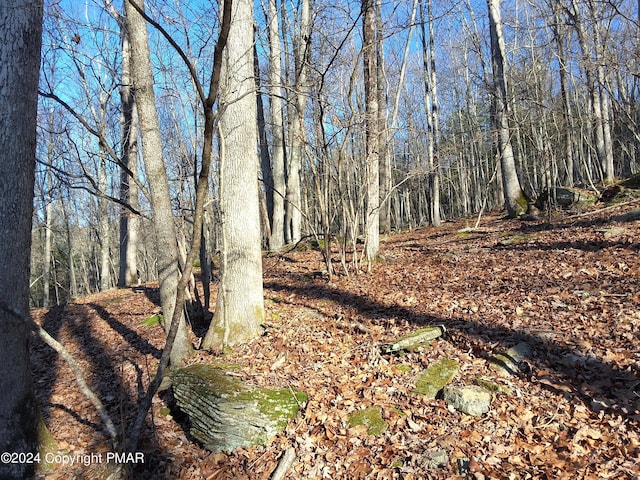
172 364 307 453
347 406 387 436
473 377 512 395
488 342 532 377
535 187 598 211
413 358 460 399
381 326 445 354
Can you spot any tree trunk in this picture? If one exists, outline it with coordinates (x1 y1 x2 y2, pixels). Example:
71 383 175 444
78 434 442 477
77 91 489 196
118 24 140 287
203 0 265 350
43 172 53 307
285 0 310 245
268 0 287 251
363 0 380 263
124 0 193 366
0 2 43 478
376 0 391 235
98 150 111 291
420 0 441 227
569 0 610 184
551 5 576 186
255 44 273 248
487 0 527 218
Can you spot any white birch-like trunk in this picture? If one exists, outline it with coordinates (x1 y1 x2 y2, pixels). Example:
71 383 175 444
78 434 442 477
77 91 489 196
363 0 380 262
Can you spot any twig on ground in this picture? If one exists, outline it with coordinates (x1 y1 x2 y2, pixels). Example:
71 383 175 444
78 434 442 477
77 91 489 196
270 447 296 480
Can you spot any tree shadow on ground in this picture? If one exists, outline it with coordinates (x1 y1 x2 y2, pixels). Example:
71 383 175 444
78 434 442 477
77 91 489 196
265 276 639 423
31 302 171 479
89 303 162 359
137 285 211 338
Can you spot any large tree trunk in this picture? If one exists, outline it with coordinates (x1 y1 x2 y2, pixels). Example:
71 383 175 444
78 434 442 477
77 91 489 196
202 0 265 350
0 1 43 478
363 0 380 263
124 0 193 366
487 0 527 218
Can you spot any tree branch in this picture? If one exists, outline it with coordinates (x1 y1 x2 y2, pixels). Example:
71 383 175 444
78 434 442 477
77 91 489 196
0 303 120 450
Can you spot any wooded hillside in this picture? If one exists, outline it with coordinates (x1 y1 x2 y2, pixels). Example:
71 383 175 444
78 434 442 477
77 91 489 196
32 0 640 307
32 203 639 479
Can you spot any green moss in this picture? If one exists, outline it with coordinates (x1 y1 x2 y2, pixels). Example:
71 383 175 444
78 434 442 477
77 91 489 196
140 313 163 327
36 407 57 473
347 407 387 436
395 364 413 374
254 305 266 323
497 233 533 246
455 228 473 238
473 377 512 395
414 359 460 399
239 387 308 433
515 193 529 216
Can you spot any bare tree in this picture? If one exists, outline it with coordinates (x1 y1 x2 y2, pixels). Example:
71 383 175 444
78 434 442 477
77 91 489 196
420 0 441 226
285 0 311 245
0 1 43 479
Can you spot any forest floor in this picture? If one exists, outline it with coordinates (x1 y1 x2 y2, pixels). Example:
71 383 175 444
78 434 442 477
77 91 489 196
32 202 640 480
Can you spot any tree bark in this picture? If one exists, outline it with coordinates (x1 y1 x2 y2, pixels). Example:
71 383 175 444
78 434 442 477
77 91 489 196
550 4 576 186
118 23 140 287
98 149 112 291
0 1 43 478
363 0 380 263
124 0 193 365
487 0 527 218
569 0 612 184
285 0 310 245
420 0 441 227
203 0 265 350
376 0 391 235
268 0 287 251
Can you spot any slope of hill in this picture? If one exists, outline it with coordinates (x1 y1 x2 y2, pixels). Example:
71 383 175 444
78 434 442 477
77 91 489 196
33 203 640 479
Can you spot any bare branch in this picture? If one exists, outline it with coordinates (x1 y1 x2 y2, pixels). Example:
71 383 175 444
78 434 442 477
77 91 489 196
0 303 120 450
